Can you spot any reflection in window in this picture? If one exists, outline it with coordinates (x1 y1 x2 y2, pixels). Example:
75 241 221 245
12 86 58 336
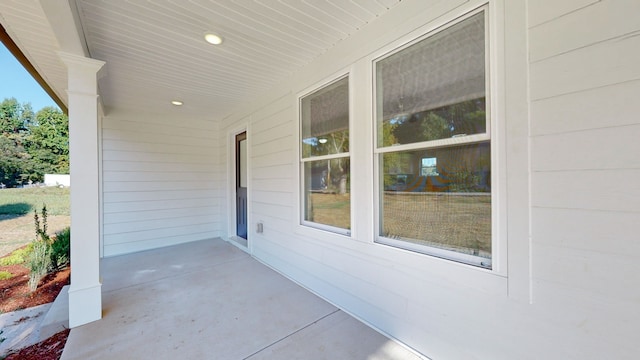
421 157 438 176
300 76 351 233
301 78 349 157
303 158 351 230
376 11 487 147
381 144 491 259
375 10 492 267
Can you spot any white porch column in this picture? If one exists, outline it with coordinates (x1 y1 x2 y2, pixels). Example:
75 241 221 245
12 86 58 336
58 52 105 328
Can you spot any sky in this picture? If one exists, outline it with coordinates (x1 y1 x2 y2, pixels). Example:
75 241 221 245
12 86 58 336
0 43 60 112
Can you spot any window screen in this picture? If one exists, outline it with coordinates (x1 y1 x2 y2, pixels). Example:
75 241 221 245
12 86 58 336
300 76 351 233
375 10 492 268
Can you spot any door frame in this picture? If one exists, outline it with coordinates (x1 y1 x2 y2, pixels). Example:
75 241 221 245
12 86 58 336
227 123 251 251
235 131 248 240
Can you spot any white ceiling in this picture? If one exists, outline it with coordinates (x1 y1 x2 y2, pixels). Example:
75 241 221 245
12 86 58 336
0 0 401 121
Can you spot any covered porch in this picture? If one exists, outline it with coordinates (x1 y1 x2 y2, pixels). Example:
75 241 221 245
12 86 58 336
60 238 421 359
3 0 639 358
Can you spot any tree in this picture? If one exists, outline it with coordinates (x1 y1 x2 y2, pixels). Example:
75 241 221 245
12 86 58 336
0 98 37 186
0 98 68 186
0 97 33 133
26 106 69 176
0 133 31 187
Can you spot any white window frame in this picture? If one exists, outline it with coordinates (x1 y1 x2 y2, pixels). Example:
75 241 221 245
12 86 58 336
298 73 353 237
373 6 500 270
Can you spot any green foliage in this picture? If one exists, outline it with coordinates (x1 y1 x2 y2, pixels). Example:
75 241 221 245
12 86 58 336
28 205 53 292
34 204 50 242
0 244 33 266
421 112 451 141
0 271 13 281
0 133 31 187
50 227 70 271
0 98 68 186
28 238 51 292
0 97 33 133
448 168 482 192
26 106 69 176
0 187 70 215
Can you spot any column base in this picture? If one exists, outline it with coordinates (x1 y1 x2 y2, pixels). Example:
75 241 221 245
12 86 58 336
68 283 102 327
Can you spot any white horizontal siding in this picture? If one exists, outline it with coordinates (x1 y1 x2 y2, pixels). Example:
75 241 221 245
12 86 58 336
532 243 639 302
103 197 215 214
102 129 215 148
529 32 640 100
103 139 211 155
251 121 293 147
528 2 640 360
527 0 598 28
104 207 219 224
531 79 640 136
532 125 640 171
528 0 639 62
103 214 214 234
251 190 292 207
103 181 216 193
252 164 292 180
251 202 293 222
101 113 222 256
103 150 212 164
104 189 210 203
104 232 219 257
103 160 213 173
103 171 215 183
252 149 294 168
531 280 639 359
532 207 640 255
105 223 215 245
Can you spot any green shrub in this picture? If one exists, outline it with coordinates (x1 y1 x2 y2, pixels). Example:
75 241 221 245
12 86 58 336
0 244 33 266
28 239 51 292
0 271 13 280
34 204 50 242
50 227 70 271
28 205 52 292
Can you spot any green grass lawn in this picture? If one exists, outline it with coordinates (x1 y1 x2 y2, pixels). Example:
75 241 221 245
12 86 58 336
309 191 491 259
0 187 71 257
382 192 491 258
0 187 70 216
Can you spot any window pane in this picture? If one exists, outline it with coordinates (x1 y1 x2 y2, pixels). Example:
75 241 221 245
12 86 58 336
303 158 350 230
301 77 349 157
239 137 247 188
380 142 491 259
376 12 486 147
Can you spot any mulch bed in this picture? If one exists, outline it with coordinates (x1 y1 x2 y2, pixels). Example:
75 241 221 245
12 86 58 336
0 256 71 359
0 265 70 313
4 329 70 360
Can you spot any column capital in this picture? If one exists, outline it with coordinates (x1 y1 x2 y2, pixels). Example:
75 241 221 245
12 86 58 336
58 52 106 94
57 51 105 73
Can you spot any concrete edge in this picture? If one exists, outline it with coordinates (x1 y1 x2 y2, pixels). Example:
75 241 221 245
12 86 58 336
39 284 69 341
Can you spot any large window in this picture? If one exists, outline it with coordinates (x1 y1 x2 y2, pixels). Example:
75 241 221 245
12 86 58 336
374 10 492 268
300 76 350 234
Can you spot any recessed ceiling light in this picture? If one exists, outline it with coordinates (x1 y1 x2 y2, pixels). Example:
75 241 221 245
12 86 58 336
204 32 223 45
171 100 183 106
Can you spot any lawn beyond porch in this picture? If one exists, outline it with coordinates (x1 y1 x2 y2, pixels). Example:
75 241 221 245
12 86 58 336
61 238 423 359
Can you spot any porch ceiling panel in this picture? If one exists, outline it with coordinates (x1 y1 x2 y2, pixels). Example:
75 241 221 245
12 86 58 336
0 1 68 108
72 0 402 119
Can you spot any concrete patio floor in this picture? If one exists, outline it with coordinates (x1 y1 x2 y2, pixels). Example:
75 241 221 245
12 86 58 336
61 238 424 359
